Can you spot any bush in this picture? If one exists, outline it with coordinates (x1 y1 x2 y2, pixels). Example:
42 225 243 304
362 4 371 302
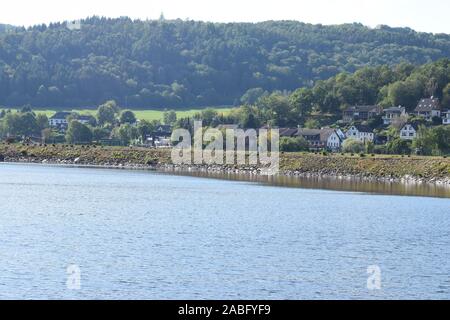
342 138 365 153
280 136 309 152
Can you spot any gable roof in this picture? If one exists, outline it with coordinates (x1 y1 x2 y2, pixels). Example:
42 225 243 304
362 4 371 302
319 128 338 142
415 97 440 112
296 128 321 137
401 123 419 131
279 128 298 137
349 124 372 133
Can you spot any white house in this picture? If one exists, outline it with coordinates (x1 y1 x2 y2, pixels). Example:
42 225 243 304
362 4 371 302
345 125 374 143
400 123 418 140
382 106 406 125
324 130 344 151
415 97 441 121
49 111 72 127
442 110 450 125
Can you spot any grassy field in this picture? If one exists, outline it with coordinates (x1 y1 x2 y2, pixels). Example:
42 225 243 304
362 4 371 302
5 107 234 122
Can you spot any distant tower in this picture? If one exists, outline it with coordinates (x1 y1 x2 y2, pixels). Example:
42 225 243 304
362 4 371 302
159 12 165 21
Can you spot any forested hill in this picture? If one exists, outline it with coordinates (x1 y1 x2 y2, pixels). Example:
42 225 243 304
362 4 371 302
0 17 450 109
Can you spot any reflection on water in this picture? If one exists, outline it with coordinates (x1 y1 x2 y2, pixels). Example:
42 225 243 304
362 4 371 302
164 170 450 198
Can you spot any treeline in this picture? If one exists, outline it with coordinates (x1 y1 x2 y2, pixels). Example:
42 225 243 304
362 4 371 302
177 59 450 129
0 17 450 108
0 101 164 145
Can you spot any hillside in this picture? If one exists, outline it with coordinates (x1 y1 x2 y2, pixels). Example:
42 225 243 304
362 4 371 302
0 17 450 108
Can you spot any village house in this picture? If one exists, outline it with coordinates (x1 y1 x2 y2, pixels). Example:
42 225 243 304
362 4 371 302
296 129 322 150
345 125 374 143
322 129 344 152
144 124 173 147
382 106 407 125
296 128 344 151
442 110 450 125
48 112 95 129
415 97 441 121
399 123 419 140
342 105 382 123
48 111 71 128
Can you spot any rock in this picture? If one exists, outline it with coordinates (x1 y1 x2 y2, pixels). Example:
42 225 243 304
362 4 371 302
74 157 81 163
0 154 4 162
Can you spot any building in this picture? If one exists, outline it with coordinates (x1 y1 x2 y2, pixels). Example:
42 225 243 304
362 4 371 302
400 123 419 140
144 125 173 147
296 128 344 151
382 106 406 125
442 110 450 125
342 105 382 123
278 128 299 138
296 129 322 150
345 125 374 143
415 97 441 121
48 111 71 127
322 129 344 151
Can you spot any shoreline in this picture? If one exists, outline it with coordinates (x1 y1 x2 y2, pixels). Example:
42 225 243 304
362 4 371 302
1 144 449 187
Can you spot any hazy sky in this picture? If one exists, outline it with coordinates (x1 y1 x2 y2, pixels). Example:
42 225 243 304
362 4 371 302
1 0 449 34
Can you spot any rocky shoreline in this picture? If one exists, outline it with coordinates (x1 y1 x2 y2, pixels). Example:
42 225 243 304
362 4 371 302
2 153 450 187
1 144 449 187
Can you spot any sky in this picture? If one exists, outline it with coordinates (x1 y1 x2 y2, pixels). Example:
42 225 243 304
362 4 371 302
1 0 449 34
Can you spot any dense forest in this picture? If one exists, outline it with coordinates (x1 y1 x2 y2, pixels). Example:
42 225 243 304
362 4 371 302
0 17 450 109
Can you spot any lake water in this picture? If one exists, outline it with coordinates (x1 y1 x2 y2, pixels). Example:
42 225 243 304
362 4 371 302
0 163 449 300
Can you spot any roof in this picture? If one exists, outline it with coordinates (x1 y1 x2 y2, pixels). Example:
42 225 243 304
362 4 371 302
344 105 381 113
296 128 321 137
279 128 298 137
297 128 339 142
401 123 419 131
415 97 440 112
50 111 71 119
350 125 373 133
384 106 405 113
319 128 338 142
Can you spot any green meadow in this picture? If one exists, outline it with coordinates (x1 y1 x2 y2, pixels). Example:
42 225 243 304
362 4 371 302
4 107 234 122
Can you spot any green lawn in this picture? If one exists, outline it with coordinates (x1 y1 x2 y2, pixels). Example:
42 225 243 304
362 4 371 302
5 107 234 122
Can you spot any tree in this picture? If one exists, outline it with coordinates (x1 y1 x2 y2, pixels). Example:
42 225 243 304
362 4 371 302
120 110 137 124
36 114 49 130
163 110 177 125
442 83 450 108
240 88 267 105
304 119 320 129
113 123 139 145
4 112 39 137
413 125 450 155
65 120 93 144
386 137 411 155
137 120 154 142
280 136 309 152
97 100 119 126
342 139 365 153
